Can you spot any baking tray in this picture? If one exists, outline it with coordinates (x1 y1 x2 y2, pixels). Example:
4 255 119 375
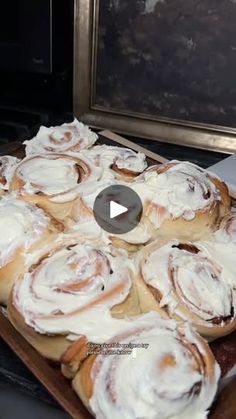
0 130 235 419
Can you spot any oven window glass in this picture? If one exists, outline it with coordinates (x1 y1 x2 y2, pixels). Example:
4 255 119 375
0 1 19 44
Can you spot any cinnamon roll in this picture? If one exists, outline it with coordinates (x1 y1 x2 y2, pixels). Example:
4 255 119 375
200 215 236 292
23 119 98 155
214 212 236 244
69 178 152 251
0 196 62 305
8 243 140 361
0 155 20 196
136 240 236 340
131 160 231 242
9 153 100 221
68 200 144 253
83 144 147 181
72 312 220 419
70 200 149 253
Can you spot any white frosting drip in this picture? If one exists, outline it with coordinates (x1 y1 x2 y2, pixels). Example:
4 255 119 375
111 220 153 244
15 154 101 203
0 155 20 191
131 161 220 226
214 214 236 244
70 215 111 245
68 160 220 244
0 196 49 267
68 176 154 244
71 218 104 238
24 119 98 155
89 313 220 419
13 244 134 342
195 241 236 291
82 145 147 180
73 178 115 210
141 240 235 324
69 178 116 242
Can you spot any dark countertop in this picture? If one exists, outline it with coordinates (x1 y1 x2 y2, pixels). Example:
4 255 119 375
0 136 231 416
135 136 228 167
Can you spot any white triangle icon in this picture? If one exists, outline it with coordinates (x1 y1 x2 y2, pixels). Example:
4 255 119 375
110 201 128 219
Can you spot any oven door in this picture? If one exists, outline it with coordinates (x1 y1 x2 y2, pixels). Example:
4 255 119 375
0 0 52 74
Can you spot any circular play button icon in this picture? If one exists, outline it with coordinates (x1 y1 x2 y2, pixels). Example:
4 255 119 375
93 185 143 234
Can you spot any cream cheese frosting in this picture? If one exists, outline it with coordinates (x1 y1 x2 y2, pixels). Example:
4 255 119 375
13 243 135 342
0 155 20 192
82 145 147 180
0 196 49 267
214 213 236 244
70 178 153 245
195 241 236 292
14 154 101 203
89 312 220 419
24 119 98 155
66 160 222 244
141 240 235 325
130 161 220 226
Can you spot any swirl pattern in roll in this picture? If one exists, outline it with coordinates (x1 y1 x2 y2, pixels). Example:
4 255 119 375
214 213 236 243
130 160 231 241
9 153 101 221
0 155 20 195
0 195 56 304
73 312 220 419
8 243 139 359
24 119 98 155
10 153 100 201
136 240 236 339
0 196 50 266
69 178 151 250
84 144 147 181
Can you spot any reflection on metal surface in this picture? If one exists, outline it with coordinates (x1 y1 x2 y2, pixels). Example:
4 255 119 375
74 0 236 153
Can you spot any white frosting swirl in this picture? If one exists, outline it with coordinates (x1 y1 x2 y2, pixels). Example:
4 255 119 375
68 176 154 245
69 197 111 244
83 145 147 180
13 243 134 342
24 119 98 155
0 196 49 267
89 313 220 419
14 154 100 203
194 241 236 292
0 156 20 192
132 161 220 225
214 213 236 244
141 240 235 326
67 160 221 244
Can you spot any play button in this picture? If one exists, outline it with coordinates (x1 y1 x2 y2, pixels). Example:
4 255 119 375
93 185 143 234
110 201 128 219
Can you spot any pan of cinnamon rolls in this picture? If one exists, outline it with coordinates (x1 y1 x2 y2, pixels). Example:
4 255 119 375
0 118 235 418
